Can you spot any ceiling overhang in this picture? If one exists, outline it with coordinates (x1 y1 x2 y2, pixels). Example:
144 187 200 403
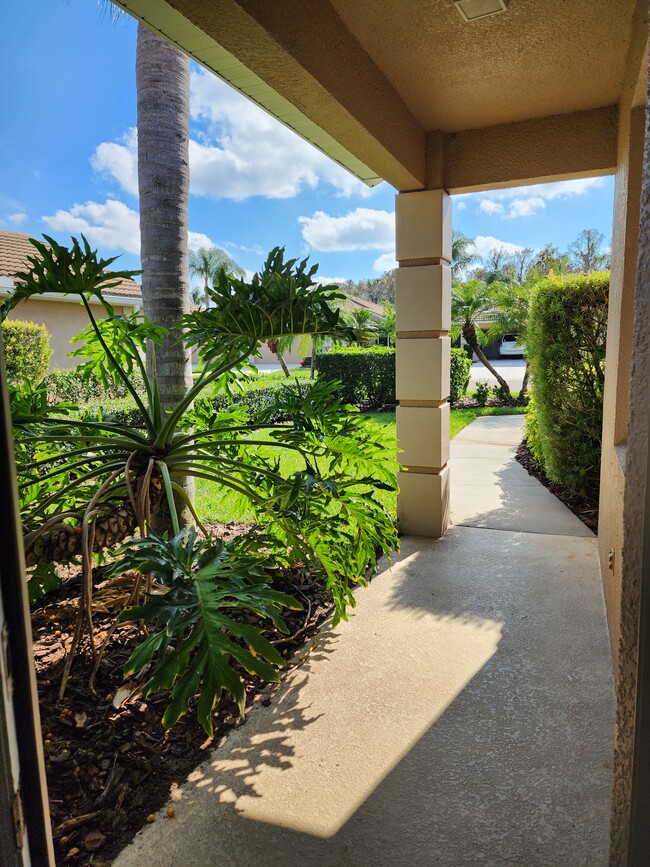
114 0 426 190
115 0 642 193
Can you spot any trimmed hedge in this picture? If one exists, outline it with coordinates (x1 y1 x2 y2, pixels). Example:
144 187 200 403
450 347 472 402
525 272 609 497
315 347 395 407
46 367 146 403
2 319 52 385
75 379 294 428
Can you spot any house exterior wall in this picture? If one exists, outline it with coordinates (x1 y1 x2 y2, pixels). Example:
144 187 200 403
599 106 645 669
254 337 304 366
600 16 650 860
3 297 135 370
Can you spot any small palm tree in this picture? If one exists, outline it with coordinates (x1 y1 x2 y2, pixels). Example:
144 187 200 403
451 231 480 280
266 334 294 377
486 282 533 399
189 247 245 308
189 286 205 309
451 280 512 400
347 307 378 345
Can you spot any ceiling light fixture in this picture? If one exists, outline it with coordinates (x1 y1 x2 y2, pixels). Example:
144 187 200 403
453 0 510 22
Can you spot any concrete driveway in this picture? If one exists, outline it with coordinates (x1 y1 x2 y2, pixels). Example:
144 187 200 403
468 357 526 392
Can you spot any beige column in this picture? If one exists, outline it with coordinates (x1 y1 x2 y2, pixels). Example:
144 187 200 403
395 189 452 537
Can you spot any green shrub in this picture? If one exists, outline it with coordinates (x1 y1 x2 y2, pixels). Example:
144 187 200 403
315 346 395 407
525 272 608 497
46 367 146 403
2 319 51 384
450 347 472 402
76 378 295 428
475 380 490 406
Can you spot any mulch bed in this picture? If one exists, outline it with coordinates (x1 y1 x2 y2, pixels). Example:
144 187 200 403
515 439 600 533
33 523 334 866
452 396 526 409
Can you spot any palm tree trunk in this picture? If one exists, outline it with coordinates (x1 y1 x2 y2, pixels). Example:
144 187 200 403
276 349 290 377
266 340 291 377
519 361 530 400
137 23 194 521
204 275 210 309
463 323 512 399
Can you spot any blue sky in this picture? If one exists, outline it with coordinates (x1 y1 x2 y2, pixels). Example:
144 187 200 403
1 0 616 284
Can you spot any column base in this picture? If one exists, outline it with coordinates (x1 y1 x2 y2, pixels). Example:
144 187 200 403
397 465 450 538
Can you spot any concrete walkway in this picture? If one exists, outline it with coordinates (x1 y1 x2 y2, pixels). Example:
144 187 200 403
450 415 593 536
468 358 526 393
115 417 615 867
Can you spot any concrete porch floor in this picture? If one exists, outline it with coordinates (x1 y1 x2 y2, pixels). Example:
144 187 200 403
115 417 615 867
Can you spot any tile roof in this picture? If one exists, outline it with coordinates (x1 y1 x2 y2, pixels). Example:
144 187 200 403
344 293 385 317
0 230 142 298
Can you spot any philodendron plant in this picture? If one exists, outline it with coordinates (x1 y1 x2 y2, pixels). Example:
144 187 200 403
5 235 398 729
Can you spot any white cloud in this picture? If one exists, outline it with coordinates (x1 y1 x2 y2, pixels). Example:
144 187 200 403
91 128 138 196
42 199 141 254
42 198 214 258
298 208 394 251
7 211 27 225
472 235 526 258
478 200 504 216
90 71 374 202
373 251 397 272
188 231 215 251
314 275 349 286
454 200 467 211
474 177 605 220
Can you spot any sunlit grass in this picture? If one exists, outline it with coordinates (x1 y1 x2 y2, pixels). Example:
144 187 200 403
196 406 525 523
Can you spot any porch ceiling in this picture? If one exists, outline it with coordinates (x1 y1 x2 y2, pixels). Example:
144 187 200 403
115 0 641 191
329 0 637 133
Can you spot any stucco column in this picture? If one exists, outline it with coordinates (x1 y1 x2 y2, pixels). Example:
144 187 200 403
395 189 452 537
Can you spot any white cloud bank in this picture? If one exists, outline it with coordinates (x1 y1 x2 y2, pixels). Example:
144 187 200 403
298 208 394 251
91 129 139 197
42 198 213 256
90 70 373 202
7 211 28 225
472 235 526 258
461 177 605 220
43 199 141 254
373 252 398 272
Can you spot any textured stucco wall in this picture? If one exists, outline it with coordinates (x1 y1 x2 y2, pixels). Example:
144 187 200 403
609 102 650 866
442 107 618 194
600 104 645 668
4 298 131 370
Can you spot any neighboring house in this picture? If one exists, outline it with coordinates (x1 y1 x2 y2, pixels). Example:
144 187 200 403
0 230 142 370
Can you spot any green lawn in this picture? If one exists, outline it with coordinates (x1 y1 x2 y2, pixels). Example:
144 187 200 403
196 405 525 523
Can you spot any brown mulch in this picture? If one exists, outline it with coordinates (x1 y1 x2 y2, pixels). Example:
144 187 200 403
515 439 600 533
452 396 525 409
33 523 334 866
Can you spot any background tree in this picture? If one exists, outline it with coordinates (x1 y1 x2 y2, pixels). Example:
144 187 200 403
344 270 396 305
347 307 378 346
511 248 535 283
189 246 245 308
451 280 512 399
482 246 515 284
568 229 610 274
530 243 570 278
451 231 480 281
380 301 396 346
190 286 205 309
